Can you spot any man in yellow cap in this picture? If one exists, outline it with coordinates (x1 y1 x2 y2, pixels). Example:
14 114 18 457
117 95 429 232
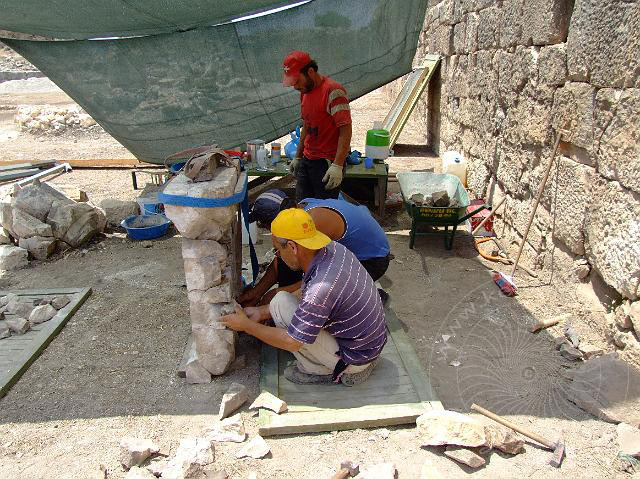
222 209 386 385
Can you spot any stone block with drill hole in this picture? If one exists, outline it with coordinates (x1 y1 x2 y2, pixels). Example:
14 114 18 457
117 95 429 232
0 321 10 339
6 317 30 334
184 256 222 292
0 245 28 270
249 392 288 414
235 435 269 459
18 235 56 260
182 239 227 267
163 168 238 240
11 208 52 239
193 326 235 376
416 410 486 447
444 446 485 468
207 415 246 443
219 382 248 419
185 357 212 384
51 295 71 310
29 304 57 324
119 437 160 469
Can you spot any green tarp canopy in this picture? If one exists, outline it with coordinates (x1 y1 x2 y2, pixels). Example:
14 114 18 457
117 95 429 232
2 0 428 164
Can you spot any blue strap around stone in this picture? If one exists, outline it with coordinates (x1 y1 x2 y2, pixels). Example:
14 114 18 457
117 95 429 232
158 173 259 286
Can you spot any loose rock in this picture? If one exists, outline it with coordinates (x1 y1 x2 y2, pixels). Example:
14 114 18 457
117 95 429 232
29 304 57 324
617 423 640 457
219 382 248 419
145 457 168 477
484 425 525 454
358 462 397 478
6 317 30 334
235 435 270 459
207 415 246 443
410 193 425 205
185 358 212 384
125 466 156 479
248 392 288 414
18 235 56 260
578 343 605 359
559 343 584 361
416 410 486 447
0 245 28 271
431 190 450 207
563 324 580 347
119 437 161 470
444 446 486 468
99 199 140 226
0 321 10 339
51 295 71 309
5 297 33 318
162 437 214 479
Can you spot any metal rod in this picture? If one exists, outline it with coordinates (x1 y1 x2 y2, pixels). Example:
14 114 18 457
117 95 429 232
14 163 72 190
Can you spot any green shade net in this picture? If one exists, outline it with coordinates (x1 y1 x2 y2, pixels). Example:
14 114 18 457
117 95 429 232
3 0 428 164
0 1 299 39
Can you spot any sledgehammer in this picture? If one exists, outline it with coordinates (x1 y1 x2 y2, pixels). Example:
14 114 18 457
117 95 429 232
471 403 565 467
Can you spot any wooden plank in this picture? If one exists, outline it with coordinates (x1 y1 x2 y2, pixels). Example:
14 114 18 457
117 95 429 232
259 402 429 436
385 306 442 409
66 159 154 168
0 287 92 399
0 168 39 182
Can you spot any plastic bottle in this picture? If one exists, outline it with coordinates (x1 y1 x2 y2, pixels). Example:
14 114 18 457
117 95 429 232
442 151 467 187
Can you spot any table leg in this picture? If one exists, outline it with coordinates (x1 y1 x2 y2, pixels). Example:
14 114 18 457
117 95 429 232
131 171 138 190
378 171 388 217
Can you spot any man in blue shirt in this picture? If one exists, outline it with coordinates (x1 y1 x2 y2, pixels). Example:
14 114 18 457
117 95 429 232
239 195 391 307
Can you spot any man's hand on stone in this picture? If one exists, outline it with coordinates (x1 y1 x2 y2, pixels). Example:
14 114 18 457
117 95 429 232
221 305 252 332
244 306 264 323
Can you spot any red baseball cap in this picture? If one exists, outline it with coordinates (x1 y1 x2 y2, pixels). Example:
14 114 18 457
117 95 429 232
282 51 311 86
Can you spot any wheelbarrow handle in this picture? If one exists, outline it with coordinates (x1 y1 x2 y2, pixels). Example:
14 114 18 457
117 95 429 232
458 204 490 224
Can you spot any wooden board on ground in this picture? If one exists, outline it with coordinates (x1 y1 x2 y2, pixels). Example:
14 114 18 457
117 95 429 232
258 305 442 436
0 287 92 398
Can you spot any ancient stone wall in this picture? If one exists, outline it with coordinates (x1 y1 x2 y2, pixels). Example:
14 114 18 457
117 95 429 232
390 0 639 304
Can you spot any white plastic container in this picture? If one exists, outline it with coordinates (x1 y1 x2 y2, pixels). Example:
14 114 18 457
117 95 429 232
442 151 467 187
240 210 258 245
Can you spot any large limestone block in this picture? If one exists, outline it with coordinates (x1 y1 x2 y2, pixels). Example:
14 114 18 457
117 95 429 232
522 0 571 45
594 89 640 194
567 0 640 88
552 82 596 151
0 201 15 237
163 169 238 240
538 44 567 87
99 199 139 226
585 180 640 299
48 201 101 247
0 245 28 270
429 24 454 57
184 256 222 292
477 6 499 50
192 326 235 375
181 239 227 266
14 182 73 222
12 208 52 238
499 0 524 48
465 12 479 53
18 235 56 260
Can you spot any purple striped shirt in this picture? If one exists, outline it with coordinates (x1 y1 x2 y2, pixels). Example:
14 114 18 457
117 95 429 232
288 242 387 365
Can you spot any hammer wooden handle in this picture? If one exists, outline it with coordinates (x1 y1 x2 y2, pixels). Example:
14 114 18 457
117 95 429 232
331 469 350 479
471 403 554 449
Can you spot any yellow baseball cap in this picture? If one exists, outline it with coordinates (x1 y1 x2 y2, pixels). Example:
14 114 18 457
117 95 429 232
271 208 331 250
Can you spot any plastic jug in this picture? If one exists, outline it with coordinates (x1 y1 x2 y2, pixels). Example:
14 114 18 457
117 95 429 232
442 151 467 187
365 121 391 160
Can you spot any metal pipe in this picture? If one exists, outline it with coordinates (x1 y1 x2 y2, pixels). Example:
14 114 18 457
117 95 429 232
14 163 72 191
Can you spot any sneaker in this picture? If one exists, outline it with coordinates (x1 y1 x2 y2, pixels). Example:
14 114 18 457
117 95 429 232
378 288 389 305
284 364 333 385
341 359 378 387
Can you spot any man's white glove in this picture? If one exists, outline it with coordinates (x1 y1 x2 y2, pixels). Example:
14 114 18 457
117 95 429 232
289 157 300 175
322 162 343 190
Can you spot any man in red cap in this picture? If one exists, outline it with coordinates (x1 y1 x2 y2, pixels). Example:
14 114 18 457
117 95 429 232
282 51 352 201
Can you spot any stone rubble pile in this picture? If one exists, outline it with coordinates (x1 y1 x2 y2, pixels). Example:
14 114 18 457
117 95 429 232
0 182 106 269
163 163 244 381
0 293 71 340
14 104 98 135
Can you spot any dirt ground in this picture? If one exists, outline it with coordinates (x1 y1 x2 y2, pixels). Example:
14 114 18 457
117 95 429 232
0 66 634 478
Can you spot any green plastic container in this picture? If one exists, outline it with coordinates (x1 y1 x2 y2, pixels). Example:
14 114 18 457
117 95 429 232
365 127 391 159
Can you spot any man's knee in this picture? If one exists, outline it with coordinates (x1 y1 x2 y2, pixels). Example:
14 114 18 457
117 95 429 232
269 291 300 329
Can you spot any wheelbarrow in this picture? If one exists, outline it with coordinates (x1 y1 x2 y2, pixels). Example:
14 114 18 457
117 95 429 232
397 171 488 249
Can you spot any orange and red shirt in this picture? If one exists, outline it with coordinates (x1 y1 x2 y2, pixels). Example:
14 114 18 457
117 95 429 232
301 76 351 160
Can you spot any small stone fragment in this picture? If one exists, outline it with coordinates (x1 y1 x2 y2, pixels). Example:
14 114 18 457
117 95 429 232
410 193 424 205
617 423 640 457
416 410 486 447
5 297 33 318
578 343 605 359
162 437 214 479
0 321 10 339
119 437 161 470
559 343 584 361
6 317 30 334
564 324 580 347
553 336 570 349
185 358 212 384
444 446 486 468
359 462 397 478
51 295 71 309
145 457 168 477
207 415 246 443
235 435 270 459
219 382 248 419
29 304 58 324
248 392 288 414
483 425 525 455
0 245 28 271
431 190 450 207
125 466 156 479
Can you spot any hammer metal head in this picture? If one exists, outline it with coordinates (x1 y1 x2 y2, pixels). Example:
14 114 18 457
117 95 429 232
340 461 359 476
547 440 565 468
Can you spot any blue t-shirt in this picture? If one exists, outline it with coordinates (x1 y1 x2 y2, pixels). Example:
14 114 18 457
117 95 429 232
302 198 390 261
